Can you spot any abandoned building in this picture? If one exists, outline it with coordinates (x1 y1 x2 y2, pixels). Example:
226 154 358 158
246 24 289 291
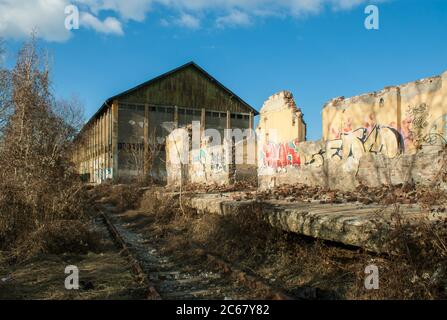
72 62 258 183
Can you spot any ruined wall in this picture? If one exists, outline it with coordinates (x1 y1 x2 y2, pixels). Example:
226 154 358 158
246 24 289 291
189 141 231 186
257 91 306 144
259 71 447 191
322 71 447 158
256 91 307 171
166 128 257 187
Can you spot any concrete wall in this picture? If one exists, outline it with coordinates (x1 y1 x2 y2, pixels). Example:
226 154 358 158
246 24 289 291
257 91 306 145
256 91 307 171
259 71 447 191
166 127 257 187
322 71 447 157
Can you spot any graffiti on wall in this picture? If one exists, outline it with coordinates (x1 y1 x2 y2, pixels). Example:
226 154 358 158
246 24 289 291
210 151 226 173
400 103 428 151
260 139 301 169
192 147 227 175
327 124 404 160
424 114 447 146
261 106 447 172
95 168 113 182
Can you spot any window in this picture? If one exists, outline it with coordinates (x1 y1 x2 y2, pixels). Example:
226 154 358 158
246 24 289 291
237 114 243 119
157 107 166 113
213 112 219 117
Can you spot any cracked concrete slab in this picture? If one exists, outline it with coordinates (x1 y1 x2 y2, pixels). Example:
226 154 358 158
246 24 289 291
186 192 446 252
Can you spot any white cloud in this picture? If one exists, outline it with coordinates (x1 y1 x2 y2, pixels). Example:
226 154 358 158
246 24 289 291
0 0 385 41
176 13 200 29
0 0 71 42
80 12 124 35
216 10 252 28
76 0 154 22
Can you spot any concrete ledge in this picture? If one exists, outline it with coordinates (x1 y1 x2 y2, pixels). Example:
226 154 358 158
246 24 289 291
187 192 446 252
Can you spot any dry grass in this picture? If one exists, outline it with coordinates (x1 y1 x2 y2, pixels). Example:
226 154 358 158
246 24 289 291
93 183 143 212
0 216 146 300
0 251 145 300
129 186 447 300
11 220 101 262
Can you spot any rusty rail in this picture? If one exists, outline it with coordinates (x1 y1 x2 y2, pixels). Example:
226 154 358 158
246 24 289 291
193 247 294 300
98 208 161 300
98 205 295 301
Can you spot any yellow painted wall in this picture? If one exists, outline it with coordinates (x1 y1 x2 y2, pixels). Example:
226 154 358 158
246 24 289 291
256 91 306 144
322 70 447 157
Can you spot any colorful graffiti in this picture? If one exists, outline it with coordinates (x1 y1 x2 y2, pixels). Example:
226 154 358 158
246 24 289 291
401 103 430 151
261 104 447 172
261 124 404 171
95 168 113 182
261 139 301 169
327 124 404 160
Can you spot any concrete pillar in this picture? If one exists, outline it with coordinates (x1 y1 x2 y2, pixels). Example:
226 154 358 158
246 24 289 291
90 125 93 183
144 103 150 175
226 110 231 129
174 105 179 128
94 118 98 183
201 108 206 133
100 113 105 182
106 107 110 177
103 111 107 179
249 112 254 130
112 100 119 182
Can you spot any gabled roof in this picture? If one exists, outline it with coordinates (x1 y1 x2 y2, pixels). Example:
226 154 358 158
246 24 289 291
85 61 258 127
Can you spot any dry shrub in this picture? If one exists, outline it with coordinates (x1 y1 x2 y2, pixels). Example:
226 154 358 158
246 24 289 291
104 184 143 212
375 213 447 299
0 176 91 249
190 203 283 264
13 220 100 261
0 37 93 252
0 185 33 248
140 189 179 223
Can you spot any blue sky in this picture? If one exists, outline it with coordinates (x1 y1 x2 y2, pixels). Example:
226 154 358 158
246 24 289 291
1 0 446 140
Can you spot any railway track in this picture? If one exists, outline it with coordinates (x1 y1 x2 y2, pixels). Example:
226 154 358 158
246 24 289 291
98 203 295 300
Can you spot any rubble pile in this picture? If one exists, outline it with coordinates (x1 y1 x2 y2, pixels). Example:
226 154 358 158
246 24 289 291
175 181 257 194
249 183 447 209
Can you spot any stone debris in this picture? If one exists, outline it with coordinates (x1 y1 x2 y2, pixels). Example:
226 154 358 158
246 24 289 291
245 183 447 209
